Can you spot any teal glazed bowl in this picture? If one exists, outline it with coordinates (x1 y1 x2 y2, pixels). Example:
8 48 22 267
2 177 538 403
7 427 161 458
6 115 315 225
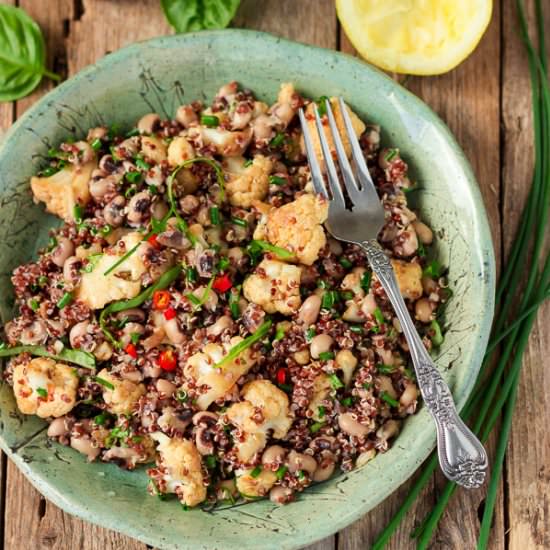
0 30 494 550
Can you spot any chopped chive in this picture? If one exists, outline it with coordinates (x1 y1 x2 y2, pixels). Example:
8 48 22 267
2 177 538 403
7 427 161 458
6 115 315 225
360 271 372 292
130 332 141 345
229 286 241 319
384 148 398 162
339 257 353 269
297 470 306 481
274 325 288 341
340 396 355 407
310 421 324 433
243 159 253 167
363 382 372 390
91 138 102 151
430 319 444 346
329 373 344 390
317 406 326 420
317 95 330 116
205 455 217 469
250 465 262 478
340 290 354 301
275 465 288 480
93 376 115 390
38 275 49 287
124 186 137 199
94 412 110 425
377 364 395 375
423 260 443 278
201 114 219 128
417 242 426 257
373 307 385 325
321 290 339 310
349 325 364 334
210 206 221 225
176 390 188 403
248 239 293 260
100 225 112 236
29 299 39 311
186 266 198 283
269 175 287 186
317 279 329 289
36 387 48 398
403 367 415 380
186 294 201 306
231 216 248 227
380 391 399 408
148 185 159 195
73 204 84 222
217 257 230 272
318 351 335 361
125 171 142 184
135 157 150 171
57 292 73 309
305 327 316 341
269 132 285 147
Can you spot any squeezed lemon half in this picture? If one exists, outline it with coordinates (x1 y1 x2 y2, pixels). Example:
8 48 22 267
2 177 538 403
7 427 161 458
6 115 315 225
336 0 493 75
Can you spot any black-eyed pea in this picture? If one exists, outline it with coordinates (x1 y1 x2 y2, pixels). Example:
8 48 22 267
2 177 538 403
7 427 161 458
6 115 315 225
400 383 418 408
262 445 287 465
338 413 369 438
137 113 160 134
335 350 358 385
298 295 322 325
312 459 335 482
356 449 377 468
286 451 317 475
293 349 310 365
310 334 333 359
415 297 435 323
269 486 294 505
156 378 177 397
376 419 401 441
413 220 434 245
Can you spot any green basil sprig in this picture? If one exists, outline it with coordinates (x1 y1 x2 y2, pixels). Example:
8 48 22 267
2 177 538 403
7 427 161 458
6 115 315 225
0 345 95 369
161 0 241 33
0 5 60 102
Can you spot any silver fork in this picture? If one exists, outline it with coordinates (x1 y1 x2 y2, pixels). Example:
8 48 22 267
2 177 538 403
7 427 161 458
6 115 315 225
299 98 488 489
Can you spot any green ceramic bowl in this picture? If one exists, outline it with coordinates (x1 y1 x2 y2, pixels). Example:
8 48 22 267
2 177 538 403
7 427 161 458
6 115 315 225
0 30 494 549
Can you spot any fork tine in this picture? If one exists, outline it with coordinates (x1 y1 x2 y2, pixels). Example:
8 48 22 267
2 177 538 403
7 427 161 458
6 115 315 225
298 108 328 199
324 98 363 206
313 106 346 208
337 97 380 203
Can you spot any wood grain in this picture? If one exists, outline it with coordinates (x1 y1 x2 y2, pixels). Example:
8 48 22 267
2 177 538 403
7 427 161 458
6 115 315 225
502 1 550 549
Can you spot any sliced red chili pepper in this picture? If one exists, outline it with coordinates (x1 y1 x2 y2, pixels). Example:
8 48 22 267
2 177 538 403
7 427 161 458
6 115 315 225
125 343 138 359
147 234 160 249
213 273 232 293
164 307 177 320
158 349 177 371
153 290 170 310
276 367 287 385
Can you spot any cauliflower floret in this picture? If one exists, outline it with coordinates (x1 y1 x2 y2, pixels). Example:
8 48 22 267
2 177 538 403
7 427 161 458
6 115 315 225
224 155 272 208
30 157 96 222
167 136 195 167
97 368 145 415
391 259 423 300
300 97 366 170
243 259 302 315
184 337 259 411
307 374 332 421
76 232 148 309
200 126 253 157
269 82 300 129
253 194 328 266
141 136 167 164
12 357 78 418
236 467 278 498
150 433 207 507
226 380 293 463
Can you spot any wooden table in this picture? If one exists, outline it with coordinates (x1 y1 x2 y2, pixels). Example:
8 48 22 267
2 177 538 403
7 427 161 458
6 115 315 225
1 1 548 548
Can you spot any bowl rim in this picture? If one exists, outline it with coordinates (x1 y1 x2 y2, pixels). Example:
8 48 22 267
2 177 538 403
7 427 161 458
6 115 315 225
0 28 495 550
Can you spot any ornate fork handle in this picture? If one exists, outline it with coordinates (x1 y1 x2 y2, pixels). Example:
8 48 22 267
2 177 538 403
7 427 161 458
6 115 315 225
361 239 488 489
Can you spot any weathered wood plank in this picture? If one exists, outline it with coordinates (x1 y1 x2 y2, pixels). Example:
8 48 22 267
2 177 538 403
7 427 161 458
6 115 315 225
503 1 550 549
338 2 504 548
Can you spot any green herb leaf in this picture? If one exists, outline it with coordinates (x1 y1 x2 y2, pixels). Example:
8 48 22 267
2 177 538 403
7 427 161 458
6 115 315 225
373 307 385 325
377 364 395 375
56 291 73 309
214 319 272 369
248 240 293 260
318 405 326 418
0 5 60 102
161 0 240 33
310 421 324 433
0 344 95 369
360 271 372 292
209 206 221 225
380 391 399 408
275 465 288 480
430 319 444 346
269 132 285 148
328 373 344 390
268 175 287 186
318 351 335 361
36 387 48 398
339 257 353 269
250 465 262 478
93 376 115 390
423 259 443 278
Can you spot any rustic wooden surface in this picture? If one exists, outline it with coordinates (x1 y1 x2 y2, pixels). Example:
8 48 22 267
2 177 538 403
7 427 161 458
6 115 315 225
0 0 548 548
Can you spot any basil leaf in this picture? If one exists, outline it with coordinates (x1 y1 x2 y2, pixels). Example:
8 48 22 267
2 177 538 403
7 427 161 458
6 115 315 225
161 0 241 33
0 5 60 102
